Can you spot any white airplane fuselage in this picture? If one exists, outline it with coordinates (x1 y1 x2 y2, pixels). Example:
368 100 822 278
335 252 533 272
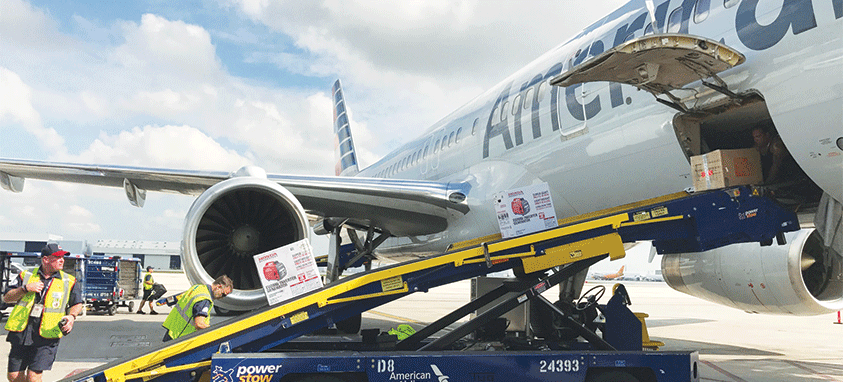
357 0 843 258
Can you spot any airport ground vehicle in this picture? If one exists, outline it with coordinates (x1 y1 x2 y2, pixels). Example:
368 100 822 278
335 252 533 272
81 256 142 315
0 252 141 316
59 186 799 382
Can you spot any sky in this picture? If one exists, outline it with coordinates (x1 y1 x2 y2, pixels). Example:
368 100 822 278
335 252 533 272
0 0 628 253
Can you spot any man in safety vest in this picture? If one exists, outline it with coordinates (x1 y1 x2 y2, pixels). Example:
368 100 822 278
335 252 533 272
162 275 233 341
3 244 83 382
137 266 158 314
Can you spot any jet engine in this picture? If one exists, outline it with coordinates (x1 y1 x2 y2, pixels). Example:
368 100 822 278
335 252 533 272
662 229 843 315
182 175 310 311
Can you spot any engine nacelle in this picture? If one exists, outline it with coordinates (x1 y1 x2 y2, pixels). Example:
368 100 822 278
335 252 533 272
662 229 843 315
182 176 310 311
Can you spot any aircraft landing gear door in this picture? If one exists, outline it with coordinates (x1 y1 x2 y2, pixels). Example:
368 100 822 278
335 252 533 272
550 34 746 113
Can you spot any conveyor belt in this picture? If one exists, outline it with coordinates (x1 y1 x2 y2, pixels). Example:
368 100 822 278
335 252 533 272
62 186 798 382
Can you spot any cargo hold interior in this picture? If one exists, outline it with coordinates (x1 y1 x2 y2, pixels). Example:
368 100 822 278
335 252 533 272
672 92 823 212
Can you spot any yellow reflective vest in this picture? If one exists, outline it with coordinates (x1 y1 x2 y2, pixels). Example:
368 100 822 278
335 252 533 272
4 268 76 339
162 284 213 339
143 271 154 290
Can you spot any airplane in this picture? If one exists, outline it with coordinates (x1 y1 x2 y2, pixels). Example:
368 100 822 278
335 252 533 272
589 265 626 281
618 268 664 282
1 0 841 319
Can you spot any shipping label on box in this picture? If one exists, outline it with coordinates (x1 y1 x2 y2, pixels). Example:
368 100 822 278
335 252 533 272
691 148 763 191
253 239 323 306
494 183 558 239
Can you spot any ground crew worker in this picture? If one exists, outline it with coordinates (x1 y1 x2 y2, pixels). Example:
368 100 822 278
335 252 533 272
137 266 158 314
752 123 795 184
3 244 83 382
162 275 232 341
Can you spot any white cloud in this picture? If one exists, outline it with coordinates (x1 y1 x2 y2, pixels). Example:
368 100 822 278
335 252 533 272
79 125 251 171
113 14 222 82
0 68 42 129
0 67 66 154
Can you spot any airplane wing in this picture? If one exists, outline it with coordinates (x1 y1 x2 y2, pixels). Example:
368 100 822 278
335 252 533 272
0 159 471 236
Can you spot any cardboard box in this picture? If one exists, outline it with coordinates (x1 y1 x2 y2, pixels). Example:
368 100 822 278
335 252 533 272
691 148 763 191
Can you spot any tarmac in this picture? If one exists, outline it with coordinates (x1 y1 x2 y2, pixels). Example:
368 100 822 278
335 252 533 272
2 272 842 381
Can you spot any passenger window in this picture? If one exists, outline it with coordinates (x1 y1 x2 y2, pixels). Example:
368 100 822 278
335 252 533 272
472 118 479 135
441 137 447 151
512 95 521 115
434 139 440 153
667 7 683 33
524 88 534 109
448 132 455 147
500 101 508 120
455 127 462 143
694 0 709 23
723 0 738 8
491 105 500 123
537 82 546 103
423 144 429 158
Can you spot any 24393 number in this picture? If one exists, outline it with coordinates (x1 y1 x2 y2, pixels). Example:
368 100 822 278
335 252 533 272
539 359 580 373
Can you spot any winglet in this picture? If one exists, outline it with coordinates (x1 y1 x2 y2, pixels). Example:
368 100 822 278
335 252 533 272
332 80 360 177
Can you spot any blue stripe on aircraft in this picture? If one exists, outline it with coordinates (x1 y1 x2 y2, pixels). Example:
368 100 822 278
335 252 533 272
337 125 351 141
340 140 354 156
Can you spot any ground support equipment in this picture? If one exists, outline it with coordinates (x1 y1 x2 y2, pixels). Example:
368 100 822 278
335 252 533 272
61 186 797 382
83 256 142 315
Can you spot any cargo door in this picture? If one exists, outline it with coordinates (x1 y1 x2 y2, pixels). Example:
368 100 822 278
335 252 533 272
550 33 745 112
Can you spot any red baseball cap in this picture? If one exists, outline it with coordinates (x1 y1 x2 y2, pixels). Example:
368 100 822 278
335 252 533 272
41 243 69 258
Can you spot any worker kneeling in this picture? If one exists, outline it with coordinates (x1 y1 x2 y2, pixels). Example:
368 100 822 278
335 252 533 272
162 275 233 342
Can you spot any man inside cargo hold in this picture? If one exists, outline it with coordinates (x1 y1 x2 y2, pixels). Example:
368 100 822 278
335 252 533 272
752 124 793 184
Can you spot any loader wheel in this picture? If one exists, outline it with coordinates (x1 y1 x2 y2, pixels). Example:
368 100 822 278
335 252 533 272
128 301 135 312
108 304 117 316
335 313 362 334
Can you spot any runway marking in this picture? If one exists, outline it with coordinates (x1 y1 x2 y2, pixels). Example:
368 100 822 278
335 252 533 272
782 360 842 381
700 360 748 382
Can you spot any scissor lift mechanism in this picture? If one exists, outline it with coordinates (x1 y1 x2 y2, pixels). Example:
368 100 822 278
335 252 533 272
63 186 798 382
